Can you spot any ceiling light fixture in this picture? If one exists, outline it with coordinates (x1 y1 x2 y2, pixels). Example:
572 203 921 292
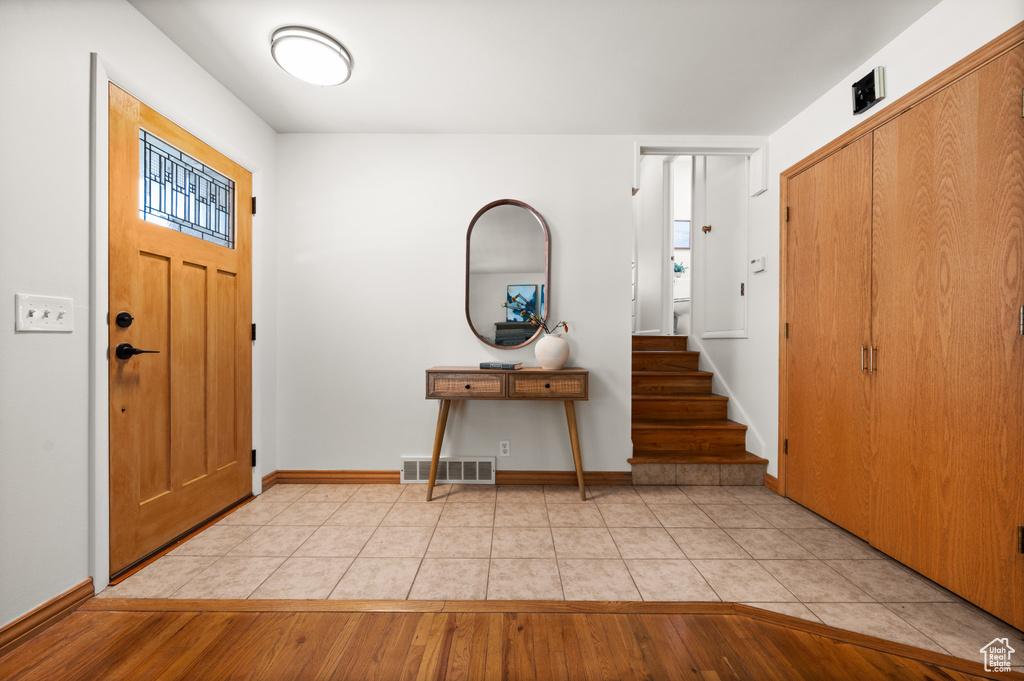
271 26 353 86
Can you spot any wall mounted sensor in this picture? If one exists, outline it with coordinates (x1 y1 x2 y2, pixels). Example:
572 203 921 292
853 67 885 115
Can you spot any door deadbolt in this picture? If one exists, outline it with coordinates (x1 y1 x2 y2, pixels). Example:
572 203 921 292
115 312 134 328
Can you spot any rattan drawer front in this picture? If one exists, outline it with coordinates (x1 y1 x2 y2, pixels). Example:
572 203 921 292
427 372 506 398
508 373 587 399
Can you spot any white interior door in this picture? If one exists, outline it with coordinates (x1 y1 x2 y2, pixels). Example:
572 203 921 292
694 155 748 338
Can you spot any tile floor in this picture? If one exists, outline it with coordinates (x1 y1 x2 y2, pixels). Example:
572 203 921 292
100 482 1024 666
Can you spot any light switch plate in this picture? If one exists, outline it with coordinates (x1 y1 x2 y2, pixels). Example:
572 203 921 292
15 294 74 332
750 255 767 274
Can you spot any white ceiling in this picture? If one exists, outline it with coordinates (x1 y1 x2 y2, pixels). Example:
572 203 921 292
128 0 942 135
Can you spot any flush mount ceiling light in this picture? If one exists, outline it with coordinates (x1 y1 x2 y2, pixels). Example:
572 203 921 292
271 26 353 86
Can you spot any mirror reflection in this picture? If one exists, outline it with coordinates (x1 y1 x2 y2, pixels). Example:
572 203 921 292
466 199 550 348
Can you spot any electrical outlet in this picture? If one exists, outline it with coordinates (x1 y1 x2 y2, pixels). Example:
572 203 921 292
499 440 510 457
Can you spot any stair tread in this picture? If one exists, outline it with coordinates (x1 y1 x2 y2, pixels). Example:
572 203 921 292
631 419 747 430
632 350 700 355
632 394 728 401
632 370 713 377
629 451 767 465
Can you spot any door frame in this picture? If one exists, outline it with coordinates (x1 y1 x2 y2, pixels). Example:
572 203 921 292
88 54 262 592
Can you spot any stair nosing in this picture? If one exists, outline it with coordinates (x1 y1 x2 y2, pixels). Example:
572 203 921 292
632 370 713 376
632 350 700 355
629 451 767 465
632 395 728 401
631 419 747 430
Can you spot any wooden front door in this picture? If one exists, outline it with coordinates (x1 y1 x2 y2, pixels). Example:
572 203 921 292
784 135 874 539
108 84 253 575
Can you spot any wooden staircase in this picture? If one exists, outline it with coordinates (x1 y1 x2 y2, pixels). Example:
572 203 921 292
630 335 768 485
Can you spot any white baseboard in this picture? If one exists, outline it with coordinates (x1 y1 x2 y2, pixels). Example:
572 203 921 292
684 335 768 460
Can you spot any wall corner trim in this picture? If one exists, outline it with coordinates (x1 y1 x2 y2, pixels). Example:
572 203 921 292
261 470 280 490
0 578 94 658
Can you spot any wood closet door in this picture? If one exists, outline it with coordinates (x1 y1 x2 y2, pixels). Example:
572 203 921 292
871 45 1024 628
785 135 873 539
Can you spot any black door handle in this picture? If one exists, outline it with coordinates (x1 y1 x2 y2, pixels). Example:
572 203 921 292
115 343 160 360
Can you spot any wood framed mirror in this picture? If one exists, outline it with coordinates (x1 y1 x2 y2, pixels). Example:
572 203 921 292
465 199 550 349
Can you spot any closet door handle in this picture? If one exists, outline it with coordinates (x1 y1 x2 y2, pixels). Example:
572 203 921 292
869 347 877 374
861 346 867 373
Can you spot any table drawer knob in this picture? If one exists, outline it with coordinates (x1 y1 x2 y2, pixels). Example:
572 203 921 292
545 383 551 388
465 384 471 389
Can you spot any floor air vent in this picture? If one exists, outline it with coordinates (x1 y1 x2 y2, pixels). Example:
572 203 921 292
401 458 495 484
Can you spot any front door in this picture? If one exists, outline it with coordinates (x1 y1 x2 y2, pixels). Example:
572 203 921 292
108 83 253 575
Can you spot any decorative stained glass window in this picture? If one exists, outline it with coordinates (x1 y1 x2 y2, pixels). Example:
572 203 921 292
139 129 235 248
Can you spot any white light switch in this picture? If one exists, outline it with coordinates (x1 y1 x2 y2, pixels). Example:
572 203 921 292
750 255 767 274
16 294 74 332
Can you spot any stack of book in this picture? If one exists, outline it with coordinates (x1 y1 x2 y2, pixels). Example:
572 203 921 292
494 321 536 346
479 361 522 370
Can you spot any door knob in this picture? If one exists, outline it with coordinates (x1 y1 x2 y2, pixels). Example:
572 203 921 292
115 343 160 360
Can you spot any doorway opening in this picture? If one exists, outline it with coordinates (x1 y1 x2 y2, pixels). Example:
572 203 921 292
670 157 692 336
632 145 761 340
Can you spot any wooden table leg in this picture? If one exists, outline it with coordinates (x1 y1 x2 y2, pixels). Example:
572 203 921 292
564 400 586 500
427 399 451 501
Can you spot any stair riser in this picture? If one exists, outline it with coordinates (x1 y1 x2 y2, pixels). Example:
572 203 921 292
631 461 767 486
631 428 746 450
632 336 689 352
632 375 712 395
632 399 728 421
632 354 699 372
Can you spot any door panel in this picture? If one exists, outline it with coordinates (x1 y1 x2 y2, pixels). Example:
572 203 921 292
137 252 171 502
174 262 208 484
212 270 239 469
871 45 1024 628
785 135 874 539
698 155 748 337
109 83 252 574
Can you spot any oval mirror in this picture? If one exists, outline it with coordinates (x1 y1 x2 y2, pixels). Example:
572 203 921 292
466 199 550 349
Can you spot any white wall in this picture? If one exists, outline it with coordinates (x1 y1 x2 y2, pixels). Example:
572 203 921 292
0 0 277 629
699 0 1023 477
276 134 634 473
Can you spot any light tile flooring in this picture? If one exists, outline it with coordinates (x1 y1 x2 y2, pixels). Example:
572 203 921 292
100 483 1024 666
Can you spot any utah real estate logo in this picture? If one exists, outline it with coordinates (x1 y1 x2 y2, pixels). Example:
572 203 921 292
980 638 1015 673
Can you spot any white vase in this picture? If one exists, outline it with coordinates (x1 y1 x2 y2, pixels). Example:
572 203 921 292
535 334 570 370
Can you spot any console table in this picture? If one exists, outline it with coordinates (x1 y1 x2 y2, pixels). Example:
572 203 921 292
424 367 589 501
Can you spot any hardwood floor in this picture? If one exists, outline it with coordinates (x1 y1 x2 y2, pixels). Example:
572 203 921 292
0 600 1004 680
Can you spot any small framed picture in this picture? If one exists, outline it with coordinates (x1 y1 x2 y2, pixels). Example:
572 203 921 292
506 284 538 321
674 220 691 249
